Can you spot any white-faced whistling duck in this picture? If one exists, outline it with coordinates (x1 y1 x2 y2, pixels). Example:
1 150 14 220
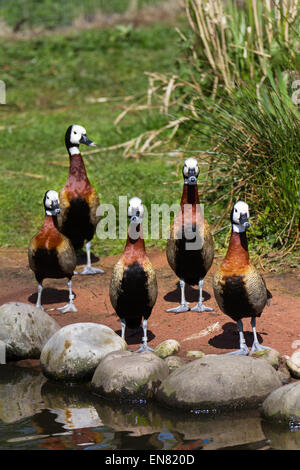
109 197 158 353
166 158 214 313
58 124 104 275
213 200 272 355
28 190 77 313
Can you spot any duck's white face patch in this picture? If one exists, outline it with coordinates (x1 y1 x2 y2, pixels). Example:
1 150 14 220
232 200 250 232
128 197 144 219
182 157 199 177
44 190 60 216
70 125 87 145
44 190 60 209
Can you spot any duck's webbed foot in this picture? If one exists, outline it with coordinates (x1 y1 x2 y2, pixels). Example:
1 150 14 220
191 302 213 313
56 302 78 314
226 319 249 356
250 341 270 354
56 281 77 314
226 344 249 356
191 279 213 313
135 342 154 353
166 303 190 314
80 265 104 275
134 320 153 353
81 241 104 275
250 317 270 354
166 279 190 313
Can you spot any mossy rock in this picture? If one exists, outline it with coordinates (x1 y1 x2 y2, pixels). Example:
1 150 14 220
186 350 205 359
250 348 281 369
154 339 180 359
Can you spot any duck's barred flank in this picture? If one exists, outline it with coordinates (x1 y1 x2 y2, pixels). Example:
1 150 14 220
166 172 214 286
213 226 271 322
28 215 76 284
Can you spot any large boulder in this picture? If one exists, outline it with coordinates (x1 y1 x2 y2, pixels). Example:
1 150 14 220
91 350 169 400
40 323 127 383
0 302 60 361
156 354 282 412
261 382 300 424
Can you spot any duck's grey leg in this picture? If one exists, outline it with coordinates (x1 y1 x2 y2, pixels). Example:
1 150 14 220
80 241 104 275
250 317 270 353
135 319 154 353
57 280 78 313
191 279 213 313
36 283 44 310
227 319 249 355
121 318 126 340
166 279 190 313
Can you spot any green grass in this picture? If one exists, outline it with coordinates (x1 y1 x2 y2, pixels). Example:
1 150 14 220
0 0 165 29
0 23 190 255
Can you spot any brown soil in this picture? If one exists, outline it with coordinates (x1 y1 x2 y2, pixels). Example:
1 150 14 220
0 247 300 360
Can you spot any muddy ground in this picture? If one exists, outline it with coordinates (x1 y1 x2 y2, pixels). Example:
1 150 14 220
0 247 299 360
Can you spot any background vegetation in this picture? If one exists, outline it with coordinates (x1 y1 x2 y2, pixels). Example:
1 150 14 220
0 0 299 270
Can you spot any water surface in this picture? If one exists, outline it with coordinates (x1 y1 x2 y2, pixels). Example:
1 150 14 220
0 364 299 450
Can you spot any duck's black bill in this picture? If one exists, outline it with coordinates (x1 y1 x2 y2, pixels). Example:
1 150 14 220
239 213 250 228
80 134 97 147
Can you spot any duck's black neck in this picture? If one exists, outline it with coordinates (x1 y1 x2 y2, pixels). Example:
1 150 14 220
180 183 200 206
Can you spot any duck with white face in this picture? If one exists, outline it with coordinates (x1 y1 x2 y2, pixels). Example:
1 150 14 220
213 200 272 355
166 158 215 314
28 190 77 313
57 124 104 275
66 124 97 156
231 200 251 232
109 197 158 353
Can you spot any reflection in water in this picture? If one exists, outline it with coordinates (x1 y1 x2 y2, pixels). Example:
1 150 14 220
42 382 103 430
0 365 46 423
0 365 300 450
262 420 300 450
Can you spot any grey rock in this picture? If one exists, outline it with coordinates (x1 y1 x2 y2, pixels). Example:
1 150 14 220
277 363 291 385
40 322 127 382
261 382 300 424
91 350 169 400
164 355 185 372
286 350 300 379
156 354 282 411
154 339 180 359
0 302 60 360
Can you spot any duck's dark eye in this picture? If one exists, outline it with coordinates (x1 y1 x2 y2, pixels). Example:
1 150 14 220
235 209 237 212
74 131 77 135
136 211 140 217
